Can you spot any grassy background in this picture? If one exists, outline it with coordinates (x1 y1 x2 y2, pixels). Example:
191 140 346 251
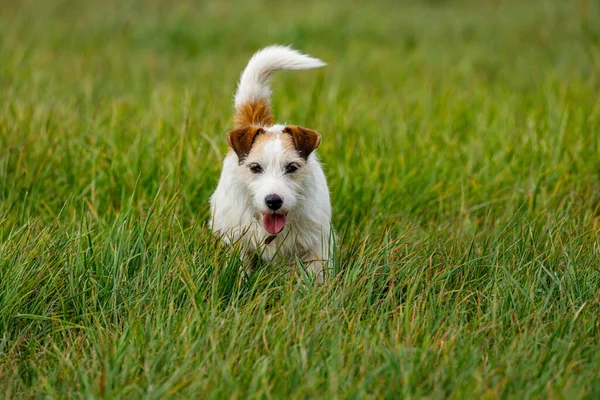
1 0 600 397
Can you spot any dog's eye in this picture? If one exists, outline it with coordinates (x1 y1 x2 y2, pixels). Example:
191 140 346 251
285 163 299 174
249 163 263 174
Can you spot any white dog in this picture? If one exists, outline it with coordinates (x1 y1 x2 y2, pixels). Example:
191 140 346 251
210 45 333 282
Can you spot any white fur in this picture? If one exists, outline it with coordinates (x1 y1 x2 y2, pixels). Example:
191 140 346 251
234 45 326 108
211 46 333 282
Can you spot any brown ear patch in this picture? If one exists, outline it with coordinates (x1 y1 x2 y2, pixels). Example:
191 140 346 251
234 99 274 128
227 126 265 162
283 126 322 159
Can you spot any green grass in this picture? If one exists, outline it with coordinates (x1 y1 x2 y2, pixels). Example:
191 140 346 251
1 0 600 397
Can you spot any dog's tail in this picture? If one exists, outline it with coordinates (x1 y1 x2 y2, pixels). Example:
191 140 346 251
233 45 326 128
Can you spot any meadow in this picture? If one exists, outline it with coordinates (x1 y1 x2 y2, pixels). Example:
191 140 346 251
1 0 600 397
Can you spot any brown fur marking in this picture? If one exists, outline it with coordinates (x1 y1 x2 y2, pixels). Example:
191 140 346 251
227 126 265 162
234 99 274 128
283 126 322 159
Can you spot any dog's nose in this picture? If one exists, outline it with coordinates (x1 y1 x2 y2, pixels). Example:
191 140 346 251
265 194 283 210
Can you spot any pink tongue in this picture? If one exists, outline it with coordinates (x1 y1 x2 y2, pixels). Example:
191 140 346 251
263 213 287 234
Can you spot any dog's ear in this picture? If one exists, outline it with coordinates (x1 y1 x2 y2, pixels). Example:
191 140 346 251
227 127 264 162
283 126 321 160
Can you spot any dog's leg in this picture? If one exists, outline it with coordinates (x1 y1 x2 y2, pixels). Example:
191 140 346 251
300 249 326 284
304 259 325 284
301 229 335 284
238 251 260 280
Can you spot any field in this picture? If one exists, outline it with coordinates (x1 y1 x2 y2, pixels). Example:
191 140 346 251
1 0 600 397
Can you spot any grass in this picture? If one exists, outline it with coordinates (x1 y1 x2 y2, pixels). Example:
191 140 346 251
1 0 600 397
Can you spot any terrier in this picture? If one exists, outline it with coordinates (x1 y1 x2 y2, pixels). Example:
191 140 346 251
210 46 333 282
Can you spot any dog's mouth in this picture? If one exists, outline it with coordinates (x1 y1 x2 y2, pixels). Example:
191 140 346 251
262 212 287 235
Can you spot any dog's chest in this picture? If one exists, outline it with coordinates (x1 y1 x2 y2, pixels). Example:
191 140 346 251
249 219 311 262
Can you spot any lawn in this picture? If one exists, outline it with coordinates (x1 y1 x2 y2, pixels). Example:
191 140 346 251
1 0 600 398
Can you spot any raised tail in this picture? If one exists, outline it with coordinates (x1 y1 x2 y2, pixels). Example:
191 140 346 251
233 45 326 128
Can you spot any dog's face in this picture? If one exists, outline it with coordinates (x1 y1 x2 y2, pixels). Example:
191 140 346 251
227 125 321 235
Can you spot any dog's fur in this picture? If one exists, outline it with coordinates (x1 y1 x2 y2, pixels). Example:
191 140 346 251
210 46 333 282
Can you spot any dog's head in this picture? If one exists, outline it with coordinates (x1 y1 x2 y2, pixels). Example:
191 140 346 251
227 124 321 235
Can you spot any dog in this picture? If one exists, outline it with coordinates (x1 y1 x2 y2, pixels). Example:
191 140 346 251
210 45 333 282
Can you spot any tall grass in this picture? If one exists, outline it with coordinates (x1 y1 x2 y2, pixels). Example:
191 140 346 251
1 0 599 397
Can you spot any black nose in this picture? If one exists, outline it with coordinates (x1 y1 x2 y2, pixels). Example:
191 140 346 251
265 194 283 210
